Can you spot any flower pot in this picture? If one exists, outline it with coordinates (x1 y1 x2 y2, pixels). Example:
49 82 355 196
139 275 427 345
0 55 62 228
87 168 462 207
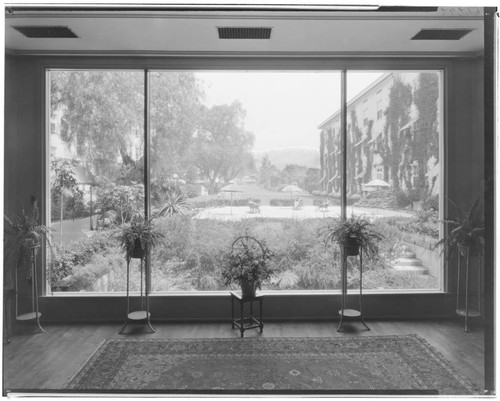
25 231 40 248
240 278 256 298
131 239 145 259
340 237 361 256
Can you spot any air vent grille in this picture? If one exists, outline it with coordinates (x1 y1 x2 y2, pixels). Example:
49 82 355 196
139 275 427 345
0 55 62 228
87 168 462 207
13 26 78 38
218 27 272 39
411 28 473 40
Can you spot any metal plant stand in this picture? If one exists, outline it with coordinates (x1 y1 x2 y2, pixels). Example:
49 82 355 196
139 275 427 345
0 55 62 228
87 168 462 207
15 244 44 333
119 255 154 334
456 246 482 332
231 291 263 337
337 245 370 332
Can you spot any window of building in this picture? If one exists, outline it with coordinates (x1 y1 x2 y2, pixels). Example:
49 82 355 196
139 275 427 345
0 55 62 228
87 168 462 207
377 100 383 120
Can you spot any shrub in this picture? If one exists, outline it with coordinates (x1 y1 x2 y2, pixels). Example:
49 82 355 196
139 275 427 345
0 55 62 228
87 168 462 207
394 189 413 208
422 194 439 211
50 213 440 292
184 183 203 198
269 199 294 207
66 252 122 291
152 187 188 217
50 231 116 285
188 198 261 209
363 268 439 290
378 213 439 239
354 190 395 209
293 244 341 289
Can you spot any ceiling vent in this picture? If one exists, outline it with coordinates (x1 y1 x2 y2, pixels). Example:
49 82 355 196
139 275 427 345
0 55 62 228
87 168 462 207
411 28 474 40
218 27 272 39
13 26 78 38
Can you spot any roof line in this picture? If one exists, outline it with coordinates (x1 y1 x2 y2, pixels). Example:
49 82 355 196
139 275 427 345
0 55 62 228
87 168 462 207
317 72 393 129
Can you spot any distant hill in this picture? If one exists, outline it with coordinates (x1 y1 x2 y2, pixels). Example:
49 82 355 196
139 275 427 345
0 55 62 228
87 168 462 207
253 147 320 169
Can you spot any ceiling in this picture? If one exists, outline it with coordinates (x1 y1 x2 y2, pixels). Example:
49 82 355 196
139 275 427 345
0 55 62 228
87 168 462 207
5 6 485 57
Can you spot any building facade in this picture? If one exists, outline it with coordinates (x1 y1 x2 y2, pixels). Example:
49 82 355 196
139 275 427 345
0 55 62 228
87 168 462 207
318 72 441 202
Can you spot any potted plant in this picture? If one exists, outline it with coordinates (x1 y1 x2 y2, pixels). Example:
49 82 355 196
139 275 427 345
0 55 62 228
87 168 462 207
116 216 165 261
4 197 53 281
434 199 484 257
222 235 274 298
322 214 385 257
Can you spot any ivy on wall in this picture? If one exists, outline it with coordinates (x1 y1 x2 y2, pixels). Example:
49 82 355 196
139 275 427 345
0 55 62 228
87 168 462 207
381 75 413 192
413 72 439 197
319 72 439 202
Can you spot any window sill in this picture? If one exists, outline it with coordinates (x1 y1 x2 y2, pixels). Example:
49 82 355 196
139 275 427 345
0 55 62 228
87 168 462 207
45 288 444 297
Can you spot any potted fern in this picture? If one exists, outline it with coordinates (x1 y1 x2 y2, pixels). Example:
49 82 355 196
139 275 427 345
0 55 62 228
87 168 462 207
116 216 165 261
322 214 385 257
4 197 52 281
434 199 484 257
222 235 274 298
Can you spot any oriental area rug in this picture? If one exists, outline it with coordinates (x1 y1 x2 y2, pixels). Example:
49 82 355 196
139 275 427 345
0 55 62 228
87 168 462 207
68 335 478 395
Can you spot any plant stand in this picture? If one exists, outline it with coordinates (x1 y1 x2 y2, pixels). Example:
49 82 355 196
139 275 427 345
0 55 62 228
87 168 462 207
15 244 44 334
231 291 263 337
337 246 369 332
119 255 154 334
456 246 482 332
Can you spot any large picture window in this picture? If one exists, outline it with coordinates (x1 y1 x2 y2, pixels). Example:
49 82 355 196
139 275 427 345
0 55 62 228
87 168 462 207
47 69 443 293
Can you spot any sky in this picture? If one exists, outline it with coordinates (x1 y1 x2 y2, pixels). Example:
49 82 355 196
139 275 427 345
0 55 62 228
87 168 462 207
196 71 384 152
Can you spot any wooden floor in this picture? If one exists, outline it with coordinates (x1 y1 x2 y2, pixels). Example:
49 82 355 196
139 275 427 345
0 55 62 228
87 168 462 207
3 318 485 394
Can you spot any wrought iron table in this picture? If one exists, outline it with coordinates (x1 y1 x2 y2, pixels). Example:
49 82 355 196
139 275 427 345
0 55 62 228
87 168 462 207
230 291 263 337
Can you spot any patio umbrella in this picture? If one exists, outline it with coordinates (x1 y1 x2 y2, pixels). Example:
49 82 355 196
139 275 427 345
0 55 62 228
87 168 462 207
281 184 304 193
220 184 243 215
364 179 390 189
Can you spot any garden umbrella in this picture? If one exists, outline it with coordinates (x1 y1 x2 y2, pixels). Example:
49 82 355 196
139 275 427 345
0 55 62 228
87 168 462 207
281 184 304 210
220 184 243 215
364 179 390 189
281 184 303 193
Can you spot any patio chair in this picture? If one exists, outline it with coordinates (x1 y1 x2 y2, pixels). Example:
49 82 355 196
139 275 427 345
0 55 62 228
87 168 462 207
319 200 329 212
249 200 260 214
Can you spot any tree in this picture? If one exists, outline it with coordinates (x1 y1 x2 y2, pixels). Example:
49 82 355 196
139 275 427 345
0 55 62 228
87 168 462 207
95 183 144 228
50 70 204 182
150 72 204 179
50 70 144 179
50 158 83 244
191 101 255 194
304 168 322 193
259 155 274 189
282 164 308 189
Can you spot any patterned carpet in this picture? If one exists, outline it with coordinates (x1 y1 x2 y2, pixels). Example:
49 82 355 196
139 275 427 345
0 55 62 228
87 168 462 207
68 335 478 395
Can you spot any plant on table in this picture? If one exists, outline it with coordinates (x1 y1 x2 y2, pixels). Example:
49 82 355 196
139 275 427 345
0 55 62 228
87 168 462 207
222 235 275 297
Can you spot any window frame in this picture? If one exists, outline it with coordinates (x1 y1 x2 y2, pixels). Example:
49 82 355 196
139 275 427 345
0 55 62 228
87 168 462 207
43 57 448 299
